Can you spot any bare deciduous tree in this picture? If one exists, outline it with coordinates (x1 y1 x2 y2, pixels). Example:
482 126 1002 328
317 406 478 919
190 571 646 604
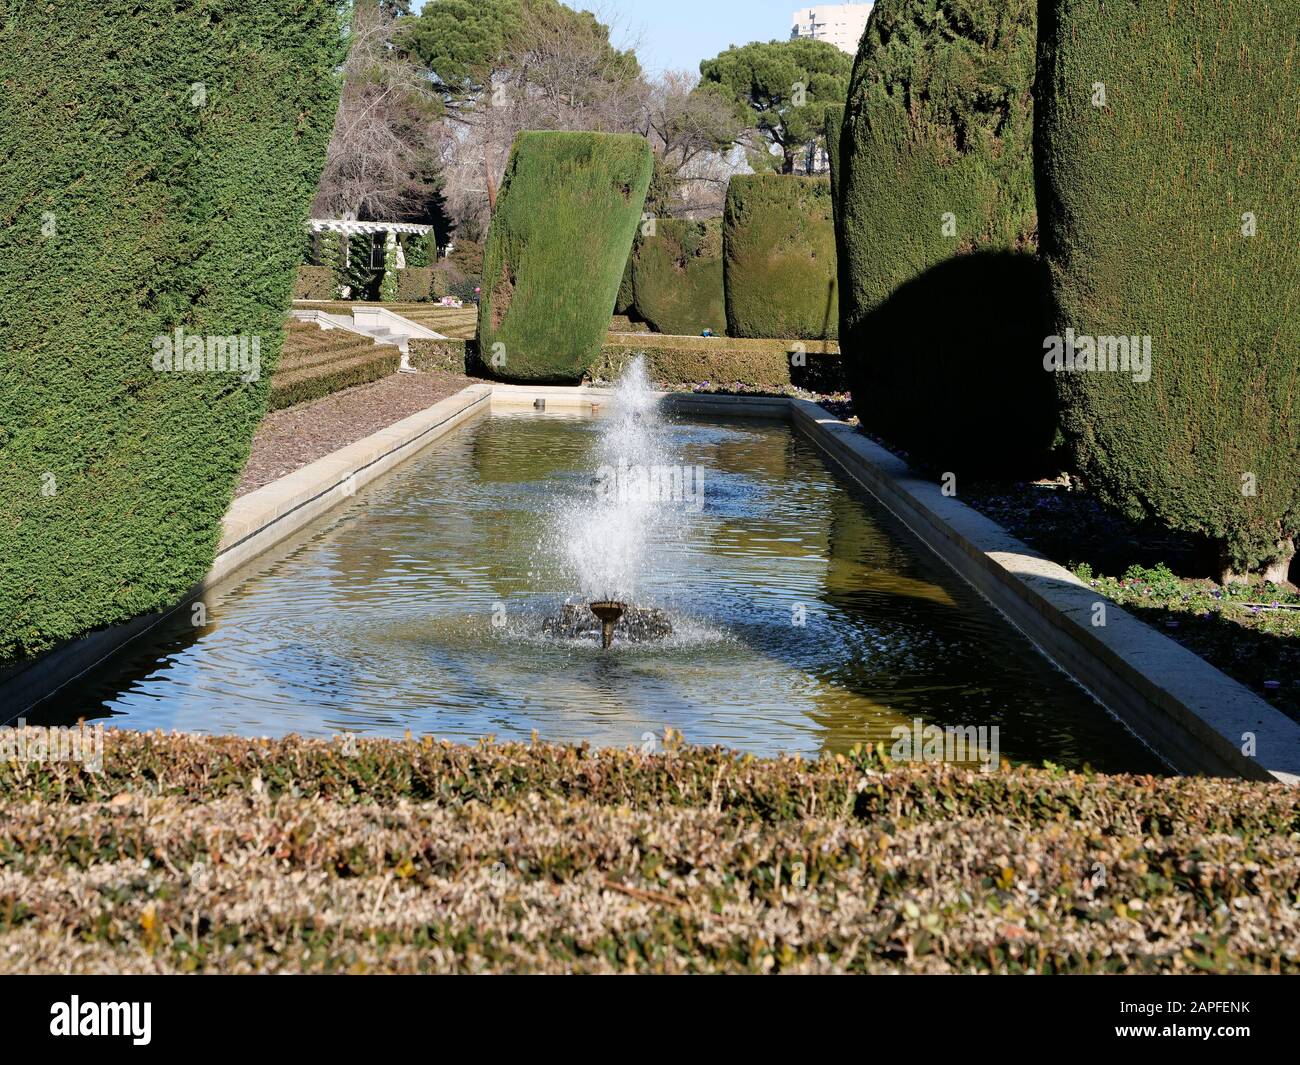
312 2 446 221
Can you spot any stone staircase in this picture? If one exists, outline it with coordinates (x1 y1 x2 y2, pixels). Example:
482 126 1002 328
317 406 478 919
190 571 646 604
292 306 449 372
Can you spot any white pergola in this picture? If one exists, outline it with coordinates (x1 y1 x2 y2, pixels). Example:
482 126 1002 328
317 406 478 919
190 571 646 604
308 219 435 272
308 218 433 237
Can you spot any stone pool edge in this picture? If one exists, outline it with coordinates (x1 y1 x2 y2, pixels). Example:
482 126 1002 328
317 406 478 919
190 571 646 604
787 399 1300 785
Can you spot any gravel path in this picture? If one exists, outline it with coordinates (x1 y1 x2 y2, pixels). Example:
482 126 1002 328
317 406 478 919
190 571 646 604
238 370 482 496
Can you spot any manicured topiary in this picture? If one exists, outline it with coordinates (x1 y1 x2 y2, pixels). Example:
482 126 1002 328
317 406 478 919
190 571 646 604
478 131 653 381
837 0 1048 474
346 233 380 300
615 252 636 315
1036 0 1300 581
397 267 434 302
631 218 726 336
723 175 838 340
294 266 338 301
318 230 347 296
0 2 347 663
825 104 844 227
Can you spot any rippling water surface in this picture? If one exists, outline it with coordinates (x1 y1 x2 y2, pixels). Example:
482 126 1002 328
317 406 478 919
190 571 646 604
43 412 1163 772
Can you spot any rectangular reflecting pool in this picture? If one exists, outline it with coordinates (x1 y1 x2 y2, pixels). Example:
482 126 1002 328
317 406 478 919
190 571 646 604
36 408 1164 773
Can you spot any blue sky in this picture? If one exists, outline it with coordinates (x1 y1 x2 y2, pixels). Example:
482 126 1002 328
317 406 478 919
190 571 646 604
412 1 824 75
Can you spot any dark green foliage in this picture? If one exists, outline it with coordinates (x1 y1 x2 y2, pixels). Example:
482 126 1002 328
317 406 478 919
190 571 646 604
615 252 636 315
698 39 853 175
854 252 1056 475
403 232 432 268
346 233 380 300
837 0 1045 471
631 219 726 336
1036 0 1300 577
723 175 838 339
0 2 347 663
478 132 653 381
825 105 844 227
318 231 347 295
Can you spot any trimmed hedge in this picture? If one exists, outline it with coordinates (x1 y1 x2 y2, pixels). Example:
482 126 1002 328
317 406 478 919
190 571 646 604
0 3 347 663
409 337 470 375
723 175 838 340
268 322 400 410
1036 1 1300 579
631 218 727 337
591 335 842 392
293 265 337 301
5 731 1298 974
838 0 1048 475
615 252 636 315
478 131 653 382
397 266 434 302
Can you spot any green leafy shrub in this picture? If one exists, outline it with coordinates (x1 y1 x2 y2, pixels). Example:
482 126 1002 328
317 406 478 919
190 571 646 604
347 233 380 301
379 236 399 302
1036 0 1300 579
722 175 838 339
631 218 727 336
479 131 653 381
409 337 469 374
269 324 399 410
293 266 337 301
837 0 1047 474
0 2 347 663
318 231 347 296
404 232 432 268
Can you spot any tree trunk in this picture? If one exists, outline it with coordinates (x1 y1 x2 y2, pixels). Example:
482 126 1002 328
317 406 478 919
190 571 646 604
1219 537 1296 587
781 147 795 175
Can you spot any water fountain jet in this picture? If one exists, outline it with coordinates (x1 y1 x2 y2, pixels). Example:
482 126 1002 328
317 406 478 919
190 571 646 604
588 600 627 649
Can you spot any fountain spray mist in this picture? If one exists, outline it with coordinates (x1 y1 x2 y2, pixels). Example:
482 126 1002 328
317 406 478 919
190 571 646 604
556 356 687 607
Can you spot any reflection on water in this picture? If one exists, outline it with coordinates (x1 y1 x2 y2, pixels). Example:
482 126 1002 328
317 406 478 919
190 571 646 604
38 412 1163 772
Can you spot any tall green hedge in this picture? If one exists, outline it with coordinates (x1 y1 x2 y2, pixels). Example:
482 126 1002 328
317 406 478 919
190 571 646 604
615 252 636 315
723 175 838 340
0 2 347 663
478 132 653 381
837 0 1049 474
631 218 727 336
1037 0 1300 580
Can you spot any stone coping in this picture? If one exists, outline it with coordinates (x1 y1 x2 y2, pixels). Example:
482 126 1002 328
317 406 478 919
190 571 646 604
787 399 1300 785
4 383 1297 785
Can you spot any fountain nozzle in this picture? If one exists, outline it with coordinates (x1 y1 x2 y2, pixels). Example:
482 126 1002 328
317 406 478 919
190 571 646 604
588 600 627 649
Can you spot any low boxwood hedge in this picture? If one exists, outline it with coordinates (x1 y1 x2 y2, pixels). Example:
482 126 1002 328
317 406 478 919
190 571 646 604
397 266 434 302
591 335 842 391
293 265 337 300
